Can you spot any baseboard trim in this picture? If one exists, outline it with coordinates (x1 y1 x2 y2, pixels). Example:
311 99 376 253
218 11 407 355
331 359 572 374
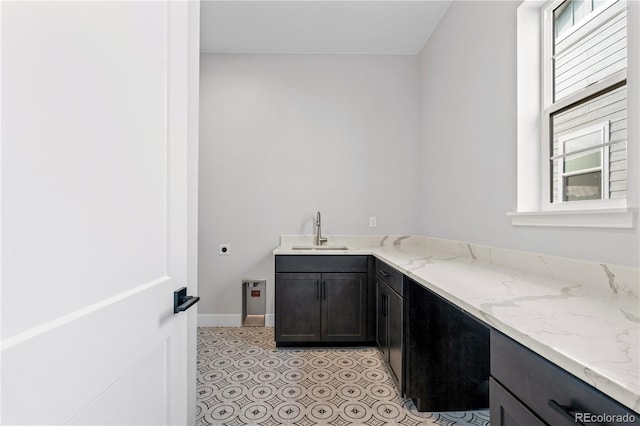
198 314 241 327
265 314 274 327
198 314 274 327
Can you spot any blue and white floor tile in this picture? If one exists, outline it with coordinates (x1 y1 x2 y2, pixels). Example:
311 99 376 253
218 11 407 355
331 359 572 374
197 327 490 426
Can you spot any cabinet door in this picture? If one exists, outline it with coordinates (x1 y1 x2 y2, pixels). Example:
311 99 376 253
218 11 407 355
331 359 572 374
376 278 388 359
406 278 489 411
490 378 545 426
322 273 368 342
491 329 640 426
275 273 321 343
387 288 403 394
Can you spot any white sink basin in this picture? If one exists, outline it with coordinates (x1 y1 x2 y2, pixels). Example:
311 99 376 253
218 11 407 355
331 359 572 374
291 245 349 251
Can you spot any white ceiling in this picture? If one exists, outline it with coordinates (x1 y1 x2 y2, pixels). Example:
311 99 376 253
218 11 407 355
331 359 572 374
200 1 452 55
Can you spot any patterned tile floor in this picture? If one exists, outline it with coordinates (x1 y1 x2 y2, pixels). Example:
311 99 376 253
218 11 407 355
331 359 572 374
197 327 490 426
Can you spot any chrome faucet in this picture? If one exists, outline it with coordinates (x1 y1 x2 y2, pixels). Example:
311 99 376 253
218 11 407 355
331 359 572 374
315 211 328 246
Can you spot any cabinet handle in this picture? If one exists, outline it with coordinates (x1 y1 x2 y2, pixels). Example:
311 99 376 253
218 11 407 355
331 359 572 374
385 293 388 316
548 400 584 425
323 281 327 300
379 269 390 278
386 294 389 316
382 293 387 316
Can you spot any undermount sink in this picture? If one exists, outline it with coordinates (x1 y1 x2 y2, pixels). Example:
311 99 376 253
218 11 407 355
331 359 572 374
292 245 349 251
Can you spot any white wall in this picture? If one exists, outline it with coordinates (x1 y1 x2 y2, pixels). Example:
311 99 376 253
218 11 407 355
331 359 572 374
418 1 639 267
199 54 421 319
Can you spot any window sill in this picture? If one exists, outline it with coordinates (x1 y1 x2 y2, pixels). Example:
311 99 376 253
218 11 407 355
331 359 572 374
507 208 636 228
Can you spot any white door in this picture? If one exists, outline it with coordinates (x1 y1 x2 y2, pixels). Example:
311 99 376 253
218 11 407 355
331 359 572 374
1 1 199 424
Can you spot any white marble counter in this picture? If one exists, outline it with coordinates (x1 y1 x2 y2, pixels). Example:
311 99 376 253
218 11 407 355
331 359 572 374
273 235 640 413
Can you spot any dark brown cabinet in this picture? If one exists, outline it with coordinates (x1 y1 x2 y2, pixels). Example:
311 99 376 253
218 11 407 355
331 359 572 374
405 277 490 412
489 377 545 426
375 259 404 394
274 255 369 345
490 329 640 426
322 273 368 340
275 254 639 423
274 273 321 342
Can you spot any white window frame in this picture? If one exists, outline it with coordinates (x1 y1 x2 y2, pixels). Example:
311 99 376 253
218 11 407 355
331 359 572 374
508 0 638 228
554 0 618 44
555 121 610 202
542 0 626 210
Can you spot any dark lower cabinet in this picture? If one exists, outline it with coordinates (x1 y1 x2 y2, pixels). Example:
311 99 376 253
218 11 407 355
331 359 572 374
376 279 388 358
274 255 370 346
275 272 367 344
490 378 545 426
275 254 639 424
405 277 489 412
321 273 368 341
275 273 321 342
387 287 403 390
376 275 404 393
491 329 640 426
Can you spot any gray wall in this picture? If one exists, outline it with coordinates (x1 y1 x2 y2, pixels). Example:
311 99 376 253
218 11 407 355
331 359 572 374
417 1 639 266
198 3 639 320
199 54 421 318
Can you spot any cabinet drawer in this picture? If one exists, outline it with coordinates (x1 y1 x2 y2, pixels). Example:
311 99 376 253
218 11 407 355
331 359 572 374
490 378 545 426
276 255 368 273
375 259 403 295
491 329 639 426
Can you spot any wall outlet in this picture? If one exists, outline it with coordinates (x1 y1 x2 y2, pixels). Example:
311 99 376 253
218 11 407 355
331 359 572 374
369 217 377 228
219 243 231 255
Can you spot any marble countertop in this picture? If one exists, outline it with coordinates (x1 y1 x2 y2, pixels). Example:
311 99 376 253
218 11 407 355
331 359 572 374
273 235 640 413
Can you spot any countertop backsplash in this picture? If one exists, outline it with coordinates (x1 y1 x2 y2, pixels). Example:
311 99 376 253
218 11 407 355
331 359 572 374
277 234 640 298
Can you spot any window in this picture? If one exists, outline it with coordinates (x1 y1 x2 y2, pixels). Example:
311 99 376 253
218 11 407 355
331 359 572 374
554 121 609 202
543 0 627 209
554 0 615 42
510 0 637 228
